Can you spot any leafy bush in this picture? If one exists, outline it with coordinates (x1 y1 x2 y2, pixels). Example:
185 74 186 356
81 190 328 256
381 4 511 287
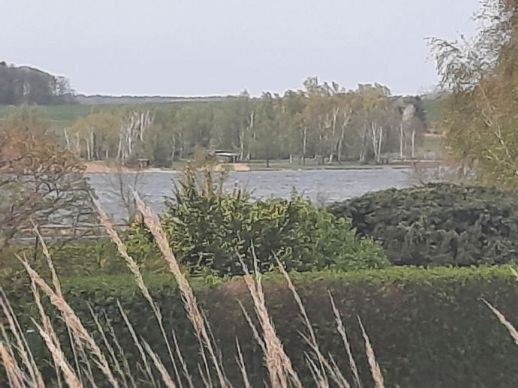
128 165 387 275
329 183 518 266
7 267 518 387
0 108 94 248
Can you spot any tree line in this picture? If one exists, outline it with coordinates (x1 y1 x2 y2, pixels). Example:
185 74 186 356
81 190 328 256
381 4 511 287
0 61 75 105
66 78 429 167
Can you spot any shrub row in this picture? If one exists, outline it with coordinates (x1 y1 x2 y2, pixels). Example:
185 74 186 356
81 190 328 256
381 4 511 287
329 183 518 267
6 267 518 387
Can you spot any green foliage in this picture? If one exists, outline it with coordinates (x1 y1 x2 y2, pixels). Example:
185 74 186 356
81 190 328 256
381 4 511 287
7 267 518 387
128 165 387 276
0 241 128 284
432 0 518 186
329 183 518 267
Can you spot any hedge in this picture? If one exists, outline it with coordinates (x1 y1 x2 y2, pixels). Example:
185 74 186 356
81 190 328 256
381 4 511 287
5 267 518 387
329 183 518 267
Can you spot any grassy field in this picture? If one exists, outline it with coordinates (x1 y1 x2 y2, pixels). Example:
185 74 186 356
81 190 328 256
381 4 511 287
0 94 443 127
0 104 96 128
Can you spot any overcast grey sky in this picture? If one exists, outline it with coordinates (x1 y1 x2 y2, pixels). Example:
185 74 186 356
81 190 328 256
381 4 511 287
3 0 480 96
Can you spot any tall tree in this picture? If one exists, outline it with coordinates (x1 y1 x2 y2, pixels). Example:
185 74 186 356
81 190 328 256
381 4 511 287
0 107 93 247
432 0 518 184
252 92 281 167
69 111 121 160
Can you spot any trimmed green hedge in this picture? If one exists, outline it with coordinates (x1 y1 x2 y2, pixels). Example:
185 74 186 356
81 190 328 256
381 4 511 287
329 183 518 267
6 267 518 387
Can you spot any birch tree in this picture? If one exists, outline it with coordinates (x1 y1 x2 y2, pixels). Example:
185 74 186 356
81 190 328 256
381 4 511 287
117 109 154 162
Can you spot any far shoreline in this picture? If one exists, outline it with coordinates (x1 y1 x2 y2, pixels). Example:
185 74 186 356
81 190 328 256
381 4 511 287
84 160 437 174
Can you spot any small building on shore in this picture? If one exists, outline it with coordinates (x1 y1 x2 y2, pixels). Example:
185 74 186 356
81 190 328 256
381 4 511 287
213 151 240 164
137 158 151 169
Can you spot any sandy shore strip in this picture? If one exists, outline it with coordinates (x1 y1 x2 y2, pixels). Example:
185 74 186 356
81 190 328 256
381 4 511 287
84 162 251 173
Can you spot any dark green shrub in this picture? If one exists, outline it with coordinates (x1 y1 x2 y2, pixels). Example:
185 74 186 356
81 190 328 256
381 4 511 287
7 267 518 387
329 183 518 266
128 165 387 275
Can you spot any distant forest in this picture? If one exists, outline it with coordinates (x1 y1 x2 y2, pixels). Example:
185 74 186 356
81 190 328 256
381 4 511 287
0 63 438 166
0 61 75 105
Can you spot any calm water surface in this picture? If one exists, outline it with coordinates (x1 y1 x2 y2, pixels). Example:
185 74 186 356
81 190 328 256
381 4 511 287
87 168 412 222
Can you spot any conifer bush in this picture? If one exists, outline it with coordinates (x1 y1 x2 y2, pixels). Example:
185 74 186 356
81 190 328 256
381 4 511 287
330 183 518 266
128 164 388 275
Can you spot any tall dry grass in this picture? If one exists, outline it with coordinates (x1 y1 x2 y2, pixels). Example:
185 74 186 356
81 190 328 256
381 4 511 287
0 194 387 387
238 256 302 388
481 268 518 355
93 198 187 387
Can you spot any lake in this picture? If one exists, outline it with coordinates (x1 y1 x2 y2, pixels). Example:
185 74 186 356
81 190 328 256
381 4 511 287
87 168 413 222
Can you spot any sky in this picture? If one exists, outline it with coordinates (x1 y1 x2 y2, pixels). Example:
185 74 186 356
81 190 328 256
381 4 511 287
3 0 481 96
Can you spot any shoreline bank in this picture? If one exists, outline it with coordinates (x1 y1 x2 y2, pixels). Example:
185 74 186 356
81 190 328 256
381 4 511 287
85 160 439 174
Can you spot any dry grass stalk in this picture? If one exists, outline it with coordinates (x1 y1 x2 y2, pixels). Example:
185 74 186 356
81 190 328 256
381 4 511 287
105 315 138 388
92 199 150 301
116 302 158 388
238 301 266 355
171 330 194 388
0 341 24 388
304 352 320 384
74 334 99 388
0 287 44 388
142 341 177 388
298 331 349 388
358 318 384 388
32 319 82 388
328 354 352 388
202 308 225 375
511 267 518 282
483 299 518 346
235 339 252 388
30 279 79 388
32 223 71 386
305 352 327 388
93 198 183 386
329 294 361 388
194 335 213 388
0 324 14 364
65 325 86 387
133 191 228 388
26 242 92 388
32 222 62 296
276 259 331 387
239 257 301 388
88 306 128 386
197 363 212 388
20 259 119 388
